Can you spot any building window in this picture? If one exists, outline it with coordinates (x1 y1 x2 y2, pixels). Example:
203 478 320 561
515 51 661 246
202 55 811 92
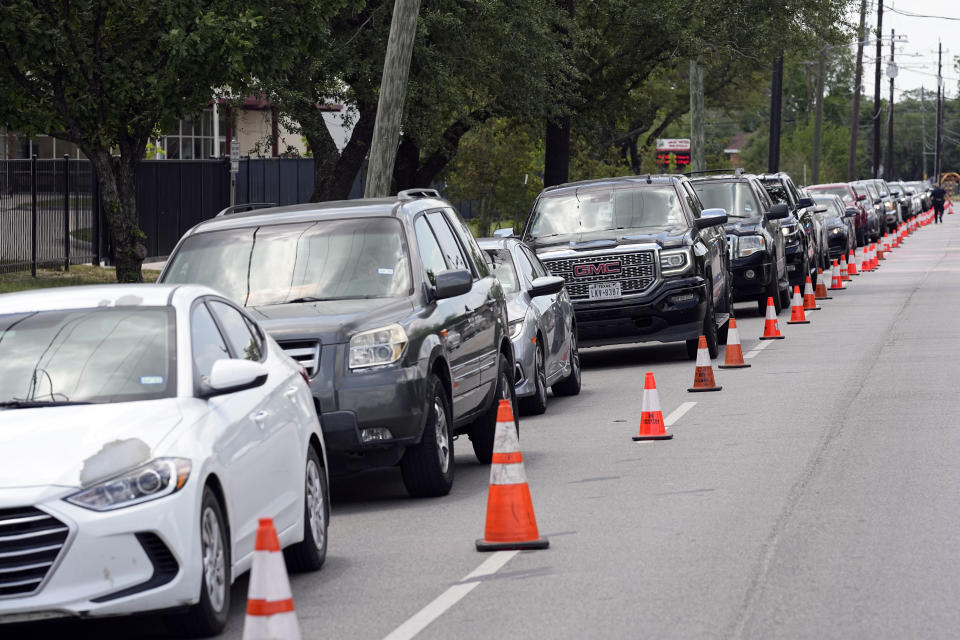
159 108 227 159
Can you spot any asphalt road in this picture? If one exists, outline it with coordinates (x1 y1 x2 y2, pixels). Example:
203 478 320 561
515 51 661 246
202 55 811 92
13 213 960 639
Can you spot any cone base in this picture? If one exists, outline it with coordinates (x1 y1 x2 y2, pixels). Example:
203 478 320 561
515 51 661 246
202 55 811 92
815 296 833 300
828 286 843 291
758 335 785 340
804 306 822 311
787 320 810 324
687 385 722 392
476 537 549 552
632 433 673 441
718 363 751 369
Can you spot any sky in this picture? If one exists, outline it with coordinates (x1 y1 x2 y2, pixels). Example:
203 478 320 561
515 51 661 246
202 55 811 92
859 1 960 99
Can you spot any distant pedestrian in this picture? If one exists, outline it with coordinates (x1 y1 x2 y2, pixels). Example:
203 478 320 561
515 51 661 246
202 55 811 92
932 183 946 224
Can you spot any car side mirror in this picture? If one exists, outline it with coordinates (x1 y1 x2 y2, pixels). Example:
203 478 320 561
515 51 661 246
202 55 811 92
200 359 268 398
797 197 814 208
529 275 565 298
764 203 789 221
844 208 858 218
694 208 727 229
857 193 867 201
433 269 473 299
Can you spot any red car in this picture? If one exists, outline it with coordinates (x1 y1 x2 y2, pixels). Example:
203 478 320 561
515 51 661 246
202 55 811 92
806 183 869 247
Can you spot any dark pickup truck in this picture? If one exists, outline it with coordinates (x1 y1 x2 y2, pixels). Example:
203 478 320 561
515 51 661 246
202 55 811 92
521 174 732 359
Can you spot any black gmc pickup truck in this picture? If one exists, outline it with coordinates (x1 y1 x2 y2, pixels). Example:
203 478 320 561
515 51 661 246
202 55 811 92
520 174 732 359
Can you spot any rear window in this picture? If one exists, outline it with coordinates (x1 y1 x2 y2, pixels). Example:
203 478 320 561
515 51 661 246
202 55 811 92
761 181 789 205
163 217 413 306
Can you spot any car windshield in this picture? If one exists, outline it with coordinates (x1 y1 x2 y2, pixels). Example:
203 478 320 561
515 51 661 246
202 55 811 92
163 217 413 307
862 182 879 199
526 185 686 240
761 181 789 205
484 249 520 294
692 182 761 218
0 307 175 405
814 198 842 219
809 186 853 202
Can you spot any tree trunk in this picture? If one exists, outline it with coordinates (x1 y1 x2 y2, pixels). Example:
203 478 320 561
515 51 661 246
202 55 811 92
309 99 378 202
88 148 146 282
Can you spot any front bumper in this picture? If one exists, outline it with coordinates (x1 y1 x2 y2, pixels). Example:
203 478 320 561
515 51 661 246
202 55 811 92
572 276 707 347
0 484 200 621
784 242 808 284
827 230 849 259
729 253 773 300
312 343 427 468
510 321 538 399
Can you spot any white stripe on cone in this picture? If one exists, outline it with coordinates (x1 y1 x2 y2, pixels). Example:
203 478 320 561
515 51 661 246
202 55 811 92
765 301 777 321
642 386 662 413
791 289 802 307
727 322 742 347
695 343 711 367
489 419 523 486
804 279 815 297
243 547 301 640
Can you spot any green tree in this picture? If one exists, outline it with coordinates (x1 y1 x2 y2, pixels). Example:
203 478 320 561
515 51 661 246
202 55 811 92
0 0 344 281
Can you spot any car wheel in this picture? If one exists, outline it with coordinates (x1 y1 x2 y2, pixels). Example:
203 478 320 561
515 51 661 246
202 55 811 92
470 353 517 464
166 487 230 638
519 343 547 416
400 373 454 497
551 330 581 397
284 447 328 572
759 264 781 316
686 289 719 360
717 281 733 346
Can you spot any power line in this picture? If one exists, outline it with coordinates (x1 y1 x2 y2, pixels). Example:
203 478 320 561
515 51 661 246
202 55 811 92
887 6 960 22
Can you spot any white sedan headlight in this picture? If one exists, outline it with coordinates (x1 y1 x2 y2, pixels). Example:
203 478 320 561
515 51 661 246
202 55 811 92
349 324 408 369
66 458 191 511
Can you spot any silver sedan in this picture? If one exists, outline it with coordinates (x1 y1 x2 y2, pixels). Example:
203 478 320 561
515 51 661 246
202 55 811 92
479 237 581 415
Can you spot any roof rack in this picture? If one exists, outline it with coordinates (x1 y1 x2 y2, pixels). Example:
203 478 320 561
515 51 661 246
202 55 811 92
397 188 441 201
215 202 277 217
684 168 744 177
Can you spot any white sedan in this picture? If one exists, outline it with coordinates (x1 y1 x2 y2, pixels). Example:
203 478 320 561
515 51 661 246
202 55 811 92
0 284 329 636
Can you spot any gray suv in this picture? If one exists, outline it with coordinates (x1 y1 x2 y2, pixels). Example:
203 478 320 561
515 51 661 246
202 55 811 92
160 190 514 497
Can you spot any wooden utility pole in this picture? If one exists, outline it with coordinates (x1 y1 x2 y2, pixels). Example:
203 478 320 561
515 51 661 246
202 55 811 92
872 0 883 177
848 0 867 180
769 55 784 173
544 0 574 187
886 29 895 180
935 42 943 182
921 86 928 179
690 59 706 172
364 0 421 198
812 48 826 184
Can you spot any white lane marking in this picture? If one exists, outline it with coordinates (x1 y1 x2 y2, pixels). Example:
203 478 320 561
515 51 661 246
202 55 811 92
744 340 773 359
664 401 697 427
383 550 520 640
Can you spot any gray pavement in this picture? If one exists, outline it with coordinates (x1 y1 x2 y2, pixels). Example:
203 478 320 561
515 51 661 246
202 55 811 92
14 214 960 639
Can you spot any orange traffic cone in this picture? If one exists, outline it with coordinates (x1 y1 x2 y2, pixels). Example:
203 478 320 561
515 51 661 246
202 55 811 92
243 518 301 640
829 260 843 290
815 267 832 300
476 400 548 551
848 251 859 276
839 254 850 282
787 286 810 324
803 276 821 310
688 335 722 392
759 296 785 340
632 372 673 440
719 318 750 369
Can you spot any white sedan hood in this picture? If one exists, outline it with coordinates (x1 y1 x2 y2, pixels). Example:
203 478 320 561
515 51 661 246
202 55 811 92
0 400 183 489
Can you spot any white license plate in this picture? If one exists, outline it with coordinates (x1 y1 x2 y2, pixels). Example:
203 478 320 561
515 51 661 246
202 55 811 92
588 282 622 300
786 264 796 271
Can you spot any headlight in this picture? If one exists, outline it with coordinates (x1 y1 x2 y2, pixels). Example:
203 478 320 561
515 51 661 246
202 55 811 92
66 458 191 511
831 227 842 235
660 248 691 275
885 201 894 211
508 317 524 339
738 235 765 258
349 324 408 369
781 225 800 245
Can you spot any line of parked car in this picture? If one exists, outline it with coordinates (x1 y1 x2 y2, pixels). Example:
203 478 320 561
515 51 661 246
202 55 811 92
0 172 935 635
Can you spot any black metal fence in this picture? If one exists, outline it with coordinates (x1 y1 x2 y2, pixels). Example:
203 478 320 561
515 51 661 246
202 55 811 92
0 156 98 274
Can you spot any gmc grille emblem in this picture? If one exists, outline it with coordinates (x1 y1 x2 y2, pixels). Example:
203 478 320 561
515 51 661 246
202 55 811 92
573 261 621 277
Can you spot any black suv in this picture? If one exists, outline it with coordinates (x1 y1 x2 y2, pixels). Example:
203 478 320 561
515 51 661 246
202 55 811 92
758 173 818 287
160 190 514 497
521 174 731 360
690 173 791 315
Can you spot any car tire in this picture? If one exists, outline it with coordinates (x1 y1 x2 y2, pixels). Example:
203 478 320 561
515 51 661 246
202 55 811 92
166 487 230 638
551 330 581 397
470 353 517 464
519 343 548 416
400 374 454 497
686 290 719 360
759 264 782 316
284 447 328 572
717 281 733 346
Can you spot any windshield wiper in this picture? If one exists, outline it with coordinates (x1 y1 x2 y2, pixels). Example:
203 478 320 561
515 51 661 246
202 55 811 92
0 400 94 409
285 297 336 304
